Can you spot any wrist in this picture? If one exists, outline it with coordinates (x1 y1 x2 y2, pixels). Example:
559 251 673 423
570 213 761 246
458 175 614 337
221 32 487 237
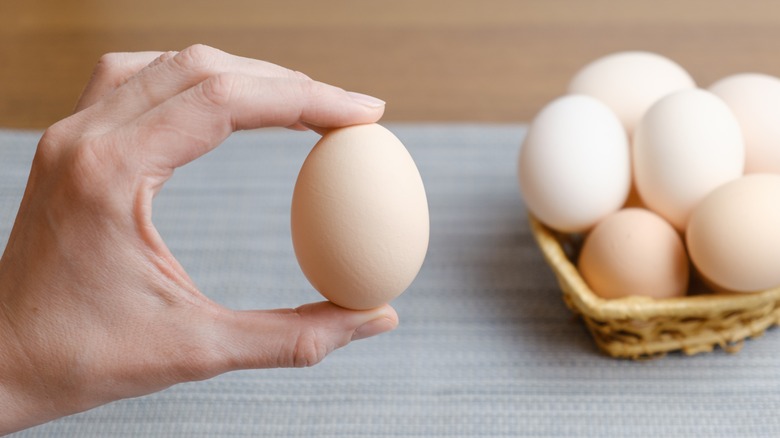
0 363 56 435
0 264 70 434
0 315 53 434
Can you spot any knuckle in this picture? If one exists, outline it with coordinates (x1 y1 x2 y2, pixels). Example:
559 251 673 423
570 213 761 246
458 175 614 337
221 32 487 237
36 123 68 158
92 52 128 84
65 139 113 196
175 44 224 72
33 121 77 174
30 134 119 216
296 78 329 104
290 70 312 82
170 345 222 382
199 73 241 108
289 327 330 368
52 136 127 208
149 50 177 67
95 52 123 72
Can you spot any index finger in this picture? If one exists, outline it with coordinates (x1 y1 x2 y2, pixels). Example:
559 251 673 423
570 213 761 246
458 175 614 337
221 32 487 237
113 72 385 172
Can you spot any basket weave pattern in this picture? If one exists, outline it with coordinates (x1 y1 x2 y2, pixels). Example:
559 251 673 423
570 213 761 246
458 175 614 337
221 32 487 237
529 214 780 359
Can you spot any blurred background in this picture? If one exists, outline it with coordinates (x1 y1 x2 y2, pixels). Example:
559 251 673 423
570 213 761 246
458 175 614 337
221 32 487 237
2 0 780 129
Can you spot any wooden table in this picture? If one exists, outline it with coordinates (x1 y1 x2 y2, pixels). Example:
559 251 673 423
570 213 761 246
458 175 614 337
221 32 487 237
3 0 780 129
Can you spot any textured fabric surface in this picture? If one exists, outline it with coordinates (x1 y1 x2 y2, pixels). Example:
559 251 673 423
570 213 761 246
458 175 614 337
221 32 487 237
3 125 780 437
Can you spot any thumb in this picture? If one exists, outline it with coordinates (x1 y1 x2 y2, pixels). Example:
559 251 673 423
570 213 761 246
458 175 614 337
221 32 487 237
215 302 398 370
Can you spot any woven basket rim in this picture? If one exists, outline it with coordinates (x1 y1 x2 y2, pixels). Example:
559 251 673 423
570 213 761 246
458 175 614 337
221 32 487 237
528 213 780 321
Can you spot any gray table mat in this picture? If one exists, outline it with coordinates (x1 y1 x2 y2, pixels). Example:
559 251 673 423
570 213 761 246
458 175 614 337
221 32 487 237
2 124 779 437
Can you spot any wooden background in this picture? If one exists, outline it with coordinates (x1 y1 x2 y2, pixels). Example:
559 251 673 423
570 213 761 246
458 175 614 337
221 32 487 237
3 0 780 129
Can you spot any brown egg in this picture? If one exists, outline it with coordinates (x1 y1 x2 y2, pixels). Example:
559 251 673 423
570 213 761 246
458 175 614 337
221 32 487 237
291 124 429 310
578 208 689 299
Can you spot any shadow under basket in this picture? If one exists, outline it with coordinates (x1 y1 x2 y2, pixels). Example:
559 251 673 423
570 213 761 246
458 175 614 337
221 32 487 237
528 214 780 359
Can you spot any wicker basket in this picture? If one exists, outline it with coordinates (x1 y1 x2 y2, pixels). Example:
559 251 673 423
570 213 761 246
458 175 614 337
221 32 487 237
528 213 780 359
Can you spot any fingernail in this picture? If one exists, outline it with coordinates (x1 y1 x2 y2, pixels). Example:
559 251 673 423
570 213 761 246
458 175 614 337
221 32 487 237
352 316 397 341
347 91 386 108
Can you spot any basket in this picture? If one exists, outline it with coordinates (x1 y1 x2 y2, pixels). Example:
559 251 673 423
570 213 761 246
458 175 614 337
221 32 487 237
528 213 780 359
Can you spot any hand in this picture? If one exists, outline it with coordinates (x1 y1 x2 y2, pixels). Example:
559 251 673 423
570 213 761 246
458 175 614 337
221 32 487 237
0 45 397 435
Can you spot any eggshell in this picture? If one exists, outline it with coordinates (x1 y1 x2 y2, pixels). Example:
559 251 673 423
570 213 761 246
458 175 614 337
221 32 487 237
633 88 745 231
686 174 780 293
709 73 780 174
291 124 429 310
578 208 689 300
568 51 695 135
518 95 631 233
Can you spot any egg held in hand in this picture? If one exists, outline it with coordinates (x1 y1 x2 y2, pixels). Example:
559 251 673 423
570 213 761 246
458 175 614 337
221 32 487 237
578 208 689 300
291 124 429 310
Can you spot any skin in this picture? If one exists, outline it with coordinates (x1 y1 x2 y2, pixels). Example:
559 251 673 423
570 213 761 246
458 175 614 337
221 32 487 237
0 44 398 435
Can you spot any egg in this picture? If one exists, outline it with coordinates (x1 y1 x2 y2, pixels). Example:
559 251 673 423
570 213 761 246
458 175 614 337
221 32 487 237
709 73 780 174
633 88 745 231
578 208 689 300
568 51 695 135
290 124 429 310
518 94 631 233
686 174 780 293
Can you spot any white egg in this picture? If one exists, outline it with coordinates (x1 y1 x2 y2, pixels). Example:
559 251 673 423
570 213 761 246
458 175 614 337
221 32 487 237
687 174 780 293
709 73 780 174
569 51 695 135
633 88 744 231
519 94 631 233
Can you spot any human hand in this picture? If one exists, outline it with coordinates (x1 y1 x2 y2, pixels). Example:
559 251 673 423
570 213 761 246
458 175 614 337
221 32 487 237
0 45 397 435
